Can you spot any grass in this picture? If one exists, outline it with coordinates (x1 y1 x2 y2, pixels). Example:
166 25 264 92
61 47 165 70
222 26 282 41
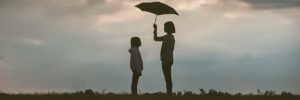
1 89 299 100
1 94 299 100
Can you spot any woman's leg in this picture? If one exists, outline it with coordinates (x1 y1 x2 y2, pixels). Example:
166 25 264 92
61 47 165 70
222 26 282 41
162 60 173 94
131 71 139 95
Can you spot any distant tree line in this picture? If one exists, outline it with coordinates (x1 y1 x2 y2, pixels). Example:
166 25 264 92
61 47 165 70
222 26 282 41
71 88 295 96
175 88 295 96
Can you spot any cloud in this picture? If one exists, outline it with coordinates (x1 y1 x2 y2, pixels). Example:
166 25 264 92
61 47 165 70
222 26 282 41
96 1 146 25
222 12 248 19
95 0 220 25
0 0 121 16
241 0 300 9
20 38 44 45
166 0 219 11
0 59 3 65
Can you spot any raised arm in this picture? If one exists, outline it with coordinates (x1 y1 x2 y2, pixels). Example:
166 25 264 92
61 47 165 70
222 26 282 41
153 24 164 41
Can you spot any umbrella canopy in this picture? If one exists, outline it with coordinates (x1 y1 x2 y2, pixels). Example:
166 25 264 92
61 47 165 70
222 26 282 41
135 2 179 23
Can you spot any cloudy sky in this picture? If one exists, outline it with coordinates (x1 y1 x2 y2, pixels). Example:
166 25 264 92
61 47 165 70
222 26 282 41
0 0 299 94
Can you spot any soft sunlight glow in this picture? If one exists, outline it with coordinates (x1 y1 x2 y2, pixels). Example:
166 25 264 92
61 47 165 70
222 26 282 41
21 38 44 45
174 0 219 11
96 1 145 25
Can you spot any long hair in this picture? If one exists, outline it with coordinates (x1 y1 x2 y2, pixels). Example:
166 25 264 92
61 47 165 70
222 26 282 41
164 21 175 34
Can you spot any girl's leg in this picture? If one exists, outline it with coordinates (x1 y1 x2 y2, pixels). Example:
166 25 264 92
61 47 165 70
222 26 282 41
131 72 139 95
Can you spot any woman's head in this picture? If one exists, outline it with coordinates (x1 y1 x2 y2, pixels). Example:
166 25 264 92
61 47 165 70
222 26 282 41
164 21 175 34
131 37 141 47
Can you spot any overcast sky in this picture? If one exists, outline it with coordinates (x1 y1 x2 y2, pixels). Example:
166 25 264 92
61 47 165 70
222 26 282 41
0 0 299 94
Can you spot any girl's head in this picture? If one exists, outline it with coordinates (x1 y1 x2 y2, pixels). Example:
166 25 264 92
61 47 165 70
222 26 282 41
131 37 141 48
164 21 175 34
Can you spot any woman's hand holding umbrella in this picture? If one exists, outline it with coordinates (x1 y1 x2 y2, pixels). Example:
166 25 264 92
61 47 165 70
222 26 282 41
153 23 157 34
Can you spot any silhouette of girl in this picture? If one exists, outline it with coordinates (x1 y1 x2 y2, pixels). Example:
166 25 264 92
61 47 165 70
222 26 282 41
129 37 143 95
153 21 175 94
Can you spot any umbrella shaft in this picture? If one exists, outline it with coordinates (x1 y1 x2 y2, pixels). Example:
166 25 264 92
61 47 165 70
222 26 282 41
154 15 157 24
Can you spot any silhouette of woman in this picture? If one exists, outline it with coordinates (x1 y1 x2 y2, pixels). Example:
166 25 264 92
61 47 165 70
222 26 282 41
153 21 175 94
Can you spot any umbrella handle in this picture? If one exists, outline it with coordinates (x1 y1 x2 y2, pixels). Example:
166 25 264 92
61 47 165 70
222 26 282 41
154 15 157 24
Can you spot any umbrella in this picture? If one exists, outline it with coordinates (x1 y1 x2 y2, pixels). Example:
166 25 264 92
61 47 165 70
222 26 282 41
135 2 179 24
